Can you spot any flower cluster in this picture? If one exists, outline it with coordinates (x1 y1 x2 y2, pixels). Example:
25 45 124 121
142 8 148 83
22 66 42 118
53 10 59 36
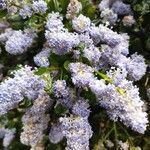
99 0 135 26
66 0 82 19
19 0 47 19
0 29 36 55
59 115 93 150
45 12 80 55
0 128 15 148
69 62 94 88
53 80 73 108
34 48 51 67
72 98 90 118
72 14 91 33
0 65 45 114
69 62 148 133
0 0 149 149
49 114 93 150
32 0 47 13
20 91 53 148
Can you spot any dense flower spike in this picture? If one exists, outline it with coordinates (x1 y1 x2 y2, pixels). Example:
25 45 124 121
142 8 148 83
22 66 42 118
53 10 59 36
0 28 14 43
90 78 148 133
49 123 64 144
20 91 53 148
98 0 110 11
83 45 101 64
111 1 131 15
45 30 79 55
72 14 91 33
19 5 32 19
126 53 147 81
0 0 6 10
98 0 134 25
72 98 90 118
34 48 50 67
46 12 64 31
100 8 118 25
59 115 93 150
5 30 34 55
69 62 95 88
0 128 15 148
66 0 82 19
0 65 45 114
53 80 73 108
89 24 122 47
32 0 47 13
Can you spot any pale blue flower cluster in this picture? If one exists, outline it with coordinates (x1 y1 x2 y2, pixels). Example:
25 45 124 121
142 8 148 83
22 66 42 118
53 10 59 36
20 91 53 148
89 24 122 47
99 0 134 25
0 128 16 148
46 12 64 32
34 48 51 67
72 98 90 118
32 0 47 13
19 0 47 19
19 5 32 19
0 28 14 43
0 0 6 10
0 65 46 114
83 45 101 64
53 80 73 108
49 122 64 144
111 1 131 15
69 62 148 133
45 30 79 55
69 62 94 88
101 44 147 81
45 12 80 55
49 114 93 150
100 8 118 25
126 53 147 81
5 30 34 55
59 115 93 150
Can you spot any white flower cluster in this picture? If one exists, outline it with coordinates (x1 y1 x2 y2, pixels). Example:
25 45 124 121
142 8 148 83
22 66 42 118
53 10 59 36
66 0 82 19
72 14 91 33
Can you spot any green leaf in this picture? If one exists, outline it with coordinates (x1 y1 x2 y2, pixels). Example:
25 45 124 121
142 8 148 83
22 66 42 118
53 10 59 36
54 103 68 115
34 67 48 75
0 10 7 18
63 60 70 70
